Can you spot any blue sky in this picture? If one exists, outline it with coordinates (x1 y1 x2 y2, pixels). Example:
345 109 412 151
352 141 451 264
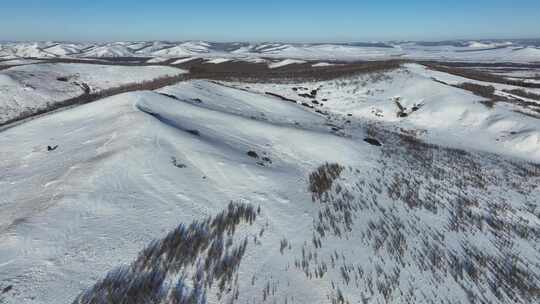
2 0 540 42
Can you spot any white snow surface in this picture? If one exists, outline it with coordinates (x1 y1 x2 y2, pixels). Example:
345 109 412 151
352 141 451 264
268 59 307 69
171 57 199 65
0 63 186 124
205 58 232 64
312 62 339 67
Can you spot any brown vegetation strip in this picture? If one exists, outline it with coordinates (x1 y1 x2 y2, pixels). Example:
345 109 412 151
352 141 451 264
452 82 540 113
503 89 540 101
186 60 404 82
420 60 540 70
423 62 540 89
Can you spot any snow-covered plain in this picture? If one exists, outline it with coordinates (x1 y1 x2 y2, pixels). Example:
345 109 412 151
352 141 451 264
1 58 540 304
0 63 186 124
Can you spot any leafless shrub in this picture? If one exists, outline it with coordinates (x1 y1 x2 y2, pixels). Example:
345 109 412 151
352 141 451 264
309 163 344 201
280 238 289 254
74 267 167 304
330 288 348 304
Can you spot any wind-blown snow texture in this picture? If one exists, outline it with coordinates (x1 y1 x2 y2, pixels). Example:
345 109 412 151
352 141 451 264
0 60 539 304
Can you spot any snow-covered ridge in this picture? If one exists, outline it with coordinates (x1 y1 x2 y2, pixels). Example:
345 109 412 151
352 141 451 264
1 40 540 62
0 63 186 125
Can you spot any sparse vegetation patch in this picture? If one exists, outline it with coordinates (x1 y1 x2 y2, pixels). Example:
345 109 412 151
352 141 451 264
73 202 259 304
295 129 540 304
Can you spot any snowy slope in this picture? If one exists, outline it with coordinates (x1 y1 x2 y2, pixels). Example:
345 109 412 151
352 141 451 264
151 42 213 57
205 58 232 64
3 43 57 58
234 43 405 61
268 59 307 69
42 44 85 57
133 41 176 54
0 84 369 303
227 63 540 162
0 63 186 124
1 79 539 304
80 44 136 58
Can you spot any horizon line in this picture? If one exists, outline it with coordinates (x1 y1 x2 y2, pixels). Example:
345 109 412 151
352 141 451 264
2 37 540 44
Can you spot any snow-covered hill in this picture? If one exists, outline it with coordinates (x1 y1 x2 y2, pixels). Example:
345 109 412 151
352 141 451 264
0 63 186 124
2 40 540 62
229 63 540 161
1 70 539 304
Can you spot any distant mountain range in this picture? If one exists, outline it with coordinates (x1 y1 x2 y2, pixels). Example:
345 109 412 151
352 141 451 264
1 39 540 62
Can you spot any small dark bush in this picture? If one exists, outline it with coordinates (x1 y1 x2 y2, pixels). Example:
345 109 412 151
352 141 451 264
171 157 187 168
364 138 382 146
265 92 297 103
186 129 200 136
309 163 344 201
247 151 259 158
158 92 180 100
479 100 496 108
2 285 13 294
